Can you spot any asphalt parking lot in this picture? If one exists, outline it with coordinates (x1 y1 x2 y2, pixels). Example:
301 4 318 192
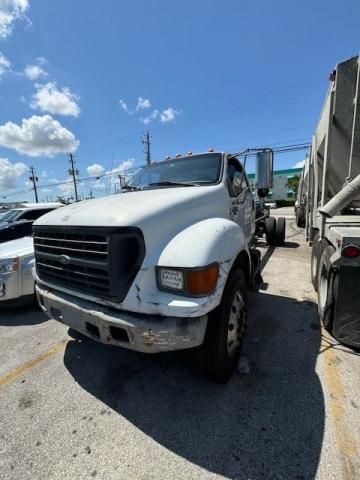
0 209 359 480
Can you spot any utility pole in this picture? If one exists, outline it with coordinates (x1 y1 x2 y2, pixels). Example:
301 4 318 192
142 130 151 165
68 153 79 202
29 166 39 203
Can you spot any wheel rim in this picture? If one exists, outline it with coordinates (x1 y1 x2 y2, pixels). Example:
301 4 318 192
227 290 246 356
319 267 328 310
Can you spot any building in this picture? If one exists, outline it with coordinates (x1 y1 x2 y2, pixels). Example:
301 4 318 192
247 167 302 202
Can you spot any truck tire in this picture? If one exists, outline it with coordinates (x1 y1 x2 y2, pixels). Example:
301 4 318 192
317 245 336 332
295 207 305 227
265 217 276 246
275 217 286 246
199 269 247 383
311 231 323 291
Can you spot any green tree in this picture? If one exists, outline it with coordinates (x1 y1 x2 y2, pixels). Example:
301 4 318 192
286 175 301 196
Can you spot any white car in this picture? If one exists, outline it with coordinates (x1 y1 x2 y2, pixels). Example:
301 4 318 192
0 236 35 307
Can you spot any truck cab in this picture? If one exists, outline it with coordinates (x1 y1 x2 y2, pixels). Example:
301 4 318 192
34 151 264 382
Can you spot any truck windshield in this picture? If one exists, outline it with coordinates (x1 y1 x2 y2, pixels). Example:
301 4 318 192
126 153 222 190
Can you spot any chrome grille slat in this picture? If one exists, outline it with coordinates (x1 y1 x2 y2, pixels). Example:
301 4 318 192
34 243 108 255
34 235 107 245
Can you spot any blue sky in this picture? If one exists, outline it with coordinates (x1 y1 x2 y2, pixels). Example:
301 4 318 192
0 0 359 202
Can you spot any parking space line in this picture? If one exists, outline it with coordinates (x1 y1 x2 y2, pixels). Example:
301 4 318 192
322 333 360 478
0 339 68 388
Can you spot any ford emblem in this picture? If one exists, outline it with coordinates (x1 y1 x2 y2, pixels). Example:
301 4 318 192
58 254 71 265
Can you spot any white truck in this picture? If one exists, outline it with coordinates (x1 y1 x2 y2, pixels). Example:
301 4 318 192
296 55 360 348
33 149 285 382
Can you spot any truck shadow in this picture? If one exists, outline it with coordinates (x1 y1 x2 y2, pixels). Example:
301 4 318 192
0 304 48 326
63 293 324 479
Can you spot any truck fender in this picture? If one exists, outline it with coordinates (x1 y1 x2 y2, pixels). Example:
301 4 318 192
158 218 250 301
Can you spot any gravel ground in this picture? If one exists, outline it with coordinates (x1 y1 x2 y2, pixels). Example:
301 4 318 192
0 211 359 480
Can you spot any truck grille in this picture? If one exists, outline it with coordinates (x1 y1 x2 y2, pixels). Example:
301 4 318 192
33 226 145 301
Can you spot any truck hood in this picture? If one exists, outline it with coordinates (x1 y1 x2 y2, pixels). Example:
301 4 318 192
0 236 34 258
33 185 228 228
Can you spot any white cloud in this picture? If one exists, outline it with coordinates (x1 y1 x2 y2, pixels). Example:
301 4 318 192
293 159 305 168
86 179 106 192
119 99 131 113
24 64 47 80
140 109 158 125
35 56 46 65
55 177 75 197
87 163 105 177
0 0 29 38
106 159 135 175
31 82 80 117
0 52 11 76
0 158 27 190
0 114 79 157
119 97 181 125
136 96 151 111
160 107 179 123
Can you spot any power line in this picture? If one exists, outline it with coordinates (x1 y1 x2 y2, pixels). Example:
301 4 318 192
28 166 39 203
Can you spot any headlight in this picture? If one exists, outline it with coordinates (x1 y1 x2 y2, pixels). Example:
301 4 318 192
0 257 19 274
158 264 219 296
159 269 184 291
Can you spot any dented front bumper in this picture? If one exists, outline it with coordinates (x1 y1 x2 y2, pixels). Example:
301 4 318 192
36 283 207 353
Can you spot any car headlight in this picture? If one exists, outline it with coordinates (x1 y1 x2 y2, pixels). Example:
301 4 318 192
157 264 219 296
0 257 19 274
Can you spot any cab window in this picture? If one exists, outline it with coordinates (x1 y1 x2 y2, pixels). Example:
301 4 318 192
227 160 248 198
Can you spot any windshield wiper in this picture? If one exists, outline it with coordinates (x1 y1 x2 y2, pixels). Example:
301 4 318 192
147 181 199 188
122 185 142 191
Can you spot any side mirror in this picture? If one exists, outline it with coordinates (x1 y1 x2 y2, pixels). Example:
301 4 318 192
255 149 273 198
118 175 126 189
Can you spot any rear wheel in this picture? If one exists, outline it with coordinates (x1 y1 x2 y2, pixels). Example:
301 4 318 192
275 217 286 246
265 217 276 246
198 269 247 383
311 231 323 291
295 207 305 227
317 245 336 331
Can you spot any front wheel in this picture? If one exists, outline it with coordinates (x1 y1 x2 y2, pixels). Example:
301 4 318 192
198 269 247 383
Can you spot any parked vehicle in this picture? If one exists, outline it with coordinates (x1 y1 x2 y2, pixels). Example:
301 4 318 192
33 149 285 382
297 55 360 348
0 204 63 307
0 203 61 225
0 220 34 244
0 236 35 307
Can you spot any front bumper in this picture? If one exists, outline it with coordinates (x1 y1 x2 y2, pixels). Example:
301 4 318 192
0 272 20 303
36 283 208 353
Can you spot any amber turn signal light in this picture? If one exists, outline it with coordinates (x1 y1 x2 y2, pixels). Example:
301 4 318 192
186 264 219 296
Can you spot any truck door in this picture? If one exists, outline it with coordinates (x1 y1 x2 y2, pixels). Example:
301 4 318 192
227 159 255 242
